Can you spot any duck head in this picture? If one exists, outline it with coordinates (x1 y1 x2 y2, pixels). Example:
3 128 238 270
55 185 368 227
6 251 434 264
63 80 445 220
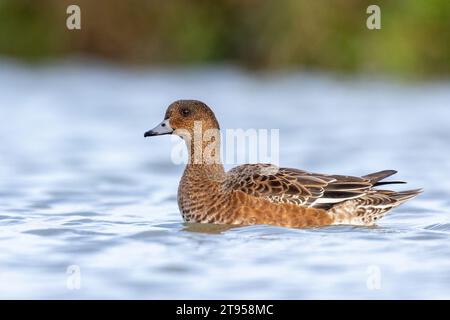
144 100 220 139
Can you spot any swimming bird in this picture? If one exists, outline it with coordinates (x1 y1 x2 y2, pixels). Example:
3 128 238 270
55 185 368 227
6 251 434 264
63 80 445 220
144 100 421 228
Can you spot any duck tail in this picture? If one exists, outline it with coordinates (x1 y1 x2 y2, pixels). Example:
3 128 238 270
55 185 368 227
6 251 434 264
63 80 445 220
362 170 397 182
362 170 407 187
330 188 423 226
385 189 423 203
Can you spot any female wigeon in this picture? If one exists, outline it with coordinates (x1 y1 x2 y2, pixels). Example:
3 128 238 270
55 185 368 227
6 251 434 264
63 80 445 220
145 100 421 228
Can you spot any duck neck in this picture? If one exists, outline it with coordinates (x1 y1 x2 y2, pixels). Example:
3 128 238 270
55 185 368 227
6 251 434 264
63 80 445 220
184 163 226 181
183 129 225 180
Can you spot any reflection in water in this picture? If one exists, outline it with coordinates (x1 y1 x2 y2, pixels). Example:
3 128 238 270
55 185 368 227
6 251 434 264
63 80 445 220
0 61 449 299
182 223 239 234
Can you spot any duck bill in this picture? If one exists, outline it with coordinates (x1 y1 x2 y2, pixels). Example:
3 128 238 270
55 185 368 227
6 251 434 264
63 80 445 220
144 119 173 137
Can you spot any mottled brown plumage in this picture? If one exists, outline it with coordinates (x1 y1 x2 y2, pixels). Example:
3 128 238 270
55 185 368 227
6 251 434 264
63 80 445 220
145 100 421 228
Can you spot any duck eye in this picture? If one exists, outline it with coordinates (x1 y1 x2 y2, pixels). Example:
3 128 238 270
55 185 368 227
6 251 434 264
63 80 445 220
181 108 190 117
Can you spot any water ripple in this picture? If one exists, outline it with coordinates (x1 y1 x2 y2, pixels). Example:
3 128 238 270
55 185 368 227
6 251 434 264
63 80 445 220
0 63 449 299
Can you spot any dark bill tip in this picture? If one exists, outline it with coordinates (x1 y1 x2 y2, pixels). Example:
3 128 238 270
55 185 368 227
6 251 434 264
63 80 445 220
144 130 155 138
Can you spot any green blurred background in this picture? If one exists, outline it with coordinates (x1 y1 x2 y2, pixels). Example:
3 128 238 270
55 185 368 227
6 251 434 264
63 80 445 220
0 0 449 77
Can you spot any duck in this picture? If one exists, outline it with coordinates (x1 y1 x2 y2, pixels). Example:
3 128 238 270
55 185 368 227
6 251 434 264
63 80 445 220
144 100 421 228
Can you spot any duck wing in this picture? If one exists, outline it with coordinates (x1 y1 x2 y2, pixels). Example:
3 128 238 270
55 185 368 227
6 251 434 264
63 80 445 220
225 164 398 209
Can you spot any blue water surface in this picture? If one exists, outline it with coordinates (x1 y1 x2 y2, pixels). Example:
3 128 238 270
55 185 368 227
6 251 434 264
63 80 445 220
0 60 449 299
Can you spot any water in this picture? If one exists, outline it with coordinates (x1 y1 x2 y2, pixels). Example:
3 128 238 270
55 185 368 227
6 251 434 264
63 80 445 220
0 59 449 299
